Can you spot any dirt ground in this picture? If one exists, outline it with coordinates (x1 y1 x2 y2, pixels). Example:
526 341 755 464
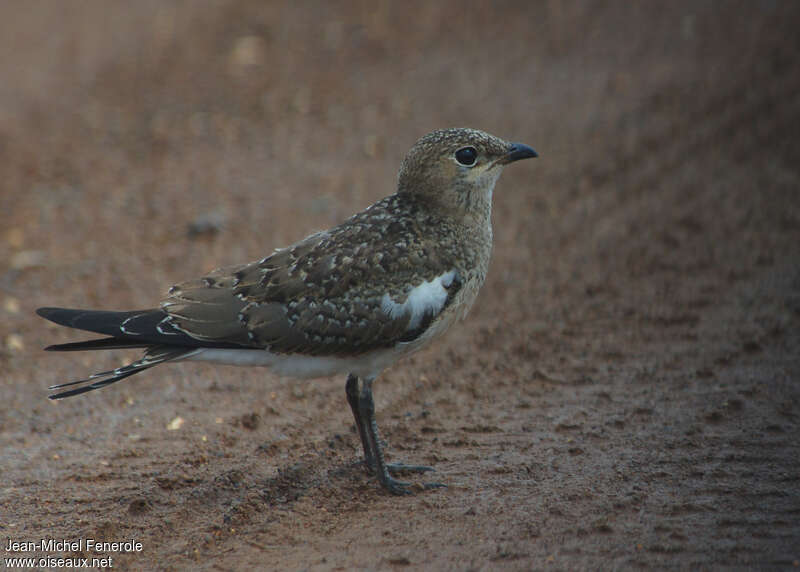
1 2 799 570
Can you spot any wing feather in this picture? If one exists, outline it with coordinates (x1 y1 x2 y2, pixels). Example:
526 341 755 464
160 196 467 355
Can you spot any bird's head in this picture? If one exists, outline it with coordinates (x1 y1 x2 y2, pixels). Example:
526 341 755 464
397 127 537 216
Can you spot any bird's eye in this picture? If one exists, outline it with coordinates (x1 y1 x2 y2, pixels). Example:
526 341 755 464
454 146 478 167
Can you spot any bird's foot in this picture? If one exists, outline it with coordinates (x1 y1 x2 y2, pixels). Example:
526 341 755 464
386 462 436 475
357 459 445 494
359 459 434 476
379 473 447 496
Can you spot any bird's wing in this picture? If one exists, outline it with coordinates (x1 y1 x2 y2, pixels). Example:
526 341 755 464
162 200 464 356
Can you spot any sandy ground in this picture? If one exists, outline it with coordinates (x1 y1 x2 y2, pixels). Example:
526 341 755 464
1 2 799 570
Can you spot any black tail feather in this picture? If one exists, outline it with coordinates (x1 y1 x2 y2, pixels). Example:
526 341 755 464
36 306 245 349
36 307 159 337
37 306 244 399
48 366 153 399
44 337 151 352
46 346 196 399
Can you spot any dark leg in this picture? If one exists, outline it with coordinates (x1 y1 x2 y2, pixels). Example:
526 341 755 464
353 375 445 495
357 376 411 494
346 373 375 471
347 373 435 476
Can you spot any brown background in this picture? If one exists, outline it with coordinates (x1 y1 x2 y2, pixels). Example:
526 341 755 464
1 2 799 569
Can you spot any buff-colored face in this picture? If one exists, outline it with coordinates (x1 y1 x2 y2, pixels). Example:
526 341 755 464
397 128 537 213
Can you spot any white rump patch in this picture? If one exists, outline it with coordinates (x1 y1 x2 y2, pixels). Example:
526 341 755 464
381 270 456 331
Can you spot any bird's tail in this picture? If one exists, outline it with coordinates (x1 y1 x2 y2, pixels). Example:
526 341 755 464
37 306 242 398
37 307 171 342
47 346 198 399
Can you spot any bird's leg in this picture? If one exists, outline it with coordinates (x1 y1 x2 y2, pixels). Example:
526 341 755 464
346 373 375 471
357 376 411 494
354 375 444 495
347 374 431 476
347 374 437 475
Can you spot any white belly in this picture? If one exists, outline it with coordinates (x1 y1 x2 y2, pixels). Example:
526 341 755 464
185 346 408 380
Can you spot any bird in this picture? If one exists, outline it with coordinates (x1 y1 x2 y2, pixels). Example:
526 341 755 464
37 127 537 495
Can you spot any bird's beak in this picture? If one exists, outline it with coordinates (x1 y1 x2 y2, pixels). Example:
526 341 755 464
498 142 538 165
